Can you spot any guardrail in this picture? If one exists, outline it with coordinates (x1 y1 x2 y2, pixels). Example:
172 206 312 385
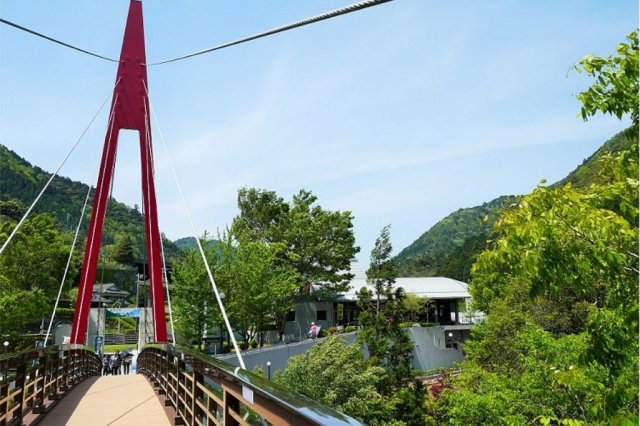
0 345 101 426
138 344 363 426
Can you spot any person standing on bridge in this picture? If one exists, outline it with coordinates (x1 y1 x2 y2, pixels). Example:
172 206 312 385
102 355 110 376
110 350 122 375
122 352 132 375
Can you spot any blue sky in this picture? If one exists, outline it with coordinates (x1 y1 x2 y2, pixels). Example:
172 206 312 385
0 1 636 262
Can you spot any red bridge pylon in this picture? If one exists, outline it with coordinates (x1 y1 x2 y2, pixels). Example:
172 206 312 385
71 0 167 344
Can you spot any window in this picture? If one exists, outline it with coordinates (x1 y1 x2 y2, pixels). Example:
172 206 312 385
316 310 327 321
285 310 296 322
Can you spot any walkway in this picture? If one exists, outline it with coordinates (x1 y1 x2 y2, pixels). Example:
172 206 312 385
40 375 170 426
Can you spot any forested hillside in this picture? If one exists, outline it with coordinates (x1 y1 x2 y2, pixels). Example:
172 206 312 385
395 129 635 279
395 196 514 278
0 144 178 262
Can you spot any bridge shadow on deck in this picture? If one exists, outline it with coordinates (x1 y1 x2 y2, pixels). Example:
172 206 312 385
38 375 171 426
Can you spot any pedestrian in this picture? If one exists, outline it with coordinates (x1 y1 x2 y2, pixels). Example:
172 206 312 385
122 353 132 375
102 355 110 376
307 322 318 339
110 350 122 375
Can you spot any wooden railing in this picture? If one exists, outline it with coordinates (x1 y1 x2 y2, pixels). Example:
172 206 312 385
0 345 101 426
138 344 363 426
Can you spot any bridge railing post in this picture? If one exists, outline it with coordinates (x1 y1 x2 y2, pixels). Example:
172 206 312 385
223 388 241 426
32 350 48 414
13 357 27 424
192 369 203 425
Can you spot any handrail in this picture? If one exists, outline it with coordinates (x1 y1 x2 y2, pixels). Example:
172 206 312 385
138 343 363 426
0 344 101 426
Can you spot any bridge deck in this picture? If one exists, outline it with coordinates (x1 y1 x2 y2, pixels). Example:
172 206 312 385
41 375 170 426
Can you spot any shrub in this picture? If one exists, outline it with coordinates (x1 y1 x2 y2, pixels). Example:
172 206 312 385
318 329 328 338
345 325 357 333
249 339 258 349
55 308 75 318
327 326 338 335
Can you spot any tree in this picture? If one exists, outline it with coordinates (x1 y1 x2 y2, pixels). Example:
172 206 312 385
275 336 393 425
171 238 218 350
113 234 136 266
574 30 638 131
358 225 413 385
366 224 396 314
0 213 78 334
0 199 26 222
214 236 299 344
231 188 359 292
400 293 428 323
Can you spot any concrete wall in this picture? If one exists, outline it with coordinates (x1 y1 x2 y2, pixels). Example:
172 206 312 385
215 333 358 374
406 326 464 371
214 326 464 376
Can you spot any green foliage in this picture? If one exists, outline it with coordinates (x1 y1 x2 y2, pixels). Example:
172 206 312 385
366 225 396 313
0 213 79 333
275 336 392 425
55 307 75 318
171 240 218 350
438 34 640 421
436 316 611 425
573 30 639 130
112 234 136 266
277 335 428 425
0 199 26 221
554 129 636 190
395 196 514 277
0 144 182 267
400 293 429 323
213 234 299 344
358 226 414 386
231 188 359 292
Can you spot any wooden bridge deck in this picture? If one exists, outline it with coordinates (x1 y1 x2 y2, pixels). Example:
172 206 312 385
40 375 170 426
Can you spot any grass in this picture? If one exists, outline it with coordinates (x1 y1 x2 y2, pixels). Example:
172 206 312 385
103 344 137 353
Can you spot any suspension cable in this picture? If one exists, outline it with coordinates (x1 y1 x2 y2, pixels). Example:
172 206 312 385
42 81 122 347
71 89 121 344
0 81 118 258
142 104 177 344
43 157 100 347
143 80 246 370
159 233 177 345
147 0 394 66
0 18 120 63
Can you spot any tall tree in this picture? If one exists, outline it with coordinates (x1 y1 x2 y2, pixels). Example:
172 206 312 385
231 188 359 292
214 236 299 344
366 224 396 313
358 225 413 385
171 238 218 351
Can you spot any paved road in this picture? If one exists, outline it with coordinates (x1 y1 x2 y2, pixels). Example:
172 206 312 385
40 375 170 426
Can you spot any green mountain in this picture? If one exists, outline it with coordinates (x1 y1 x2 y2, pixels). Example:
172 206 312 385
395 129 634 279
395 195 515 278
0 144 179 263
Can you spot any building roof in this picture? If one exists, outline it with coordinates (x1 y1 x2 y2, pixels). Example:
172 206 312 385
340 261 470 301
93 283 130 296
